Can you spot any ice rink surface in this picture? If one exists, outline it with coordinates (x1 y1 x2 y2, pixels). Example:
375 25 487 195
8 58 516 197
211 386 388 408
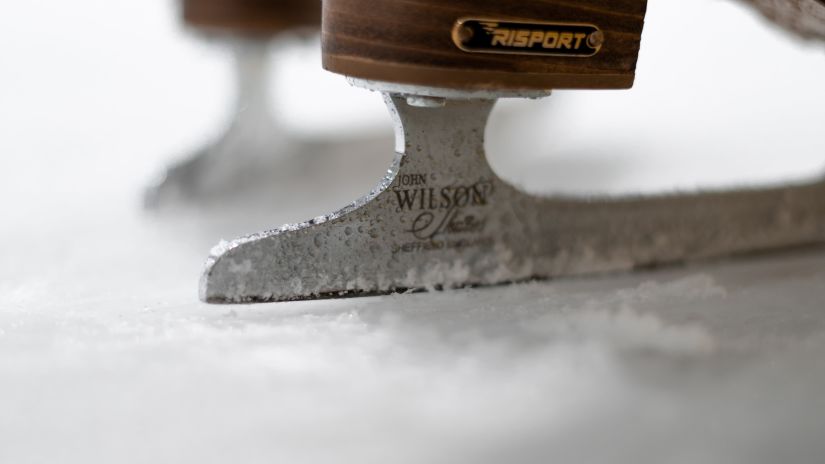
1 1 825 463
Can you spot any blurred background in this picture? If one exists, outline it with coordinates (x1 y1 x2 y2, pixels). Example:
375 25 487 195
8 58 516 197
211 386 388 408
1 1 825 463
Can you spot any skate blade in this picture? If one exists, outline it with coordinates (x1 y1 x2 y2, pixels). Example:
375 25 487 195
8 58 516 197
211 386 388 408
200 95 825 304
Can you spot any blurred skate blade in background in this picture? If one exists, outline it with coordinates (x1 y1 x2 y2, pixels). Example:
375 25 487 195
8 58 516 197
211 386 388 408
145 0 397 214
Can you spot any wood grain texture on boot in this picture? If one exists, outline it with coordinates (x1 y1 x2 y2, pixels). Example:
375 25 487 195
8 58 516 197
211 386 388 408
183 0 321 35
322 0 648 91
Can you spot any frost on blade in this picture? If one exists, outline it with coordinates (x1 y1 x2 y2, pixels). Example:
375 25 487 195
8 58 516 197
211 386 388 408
201 95 825 304
208 240 233 258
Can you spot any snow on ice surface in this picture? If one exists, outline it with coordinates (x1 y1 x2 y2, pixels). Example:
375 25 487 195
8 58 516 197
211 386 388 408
3 258 825 464
2 0 825 463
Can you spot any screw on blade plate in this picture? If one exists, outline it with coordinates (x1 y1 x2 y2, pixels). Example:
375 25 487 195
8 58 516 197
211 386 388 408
200 94 825 304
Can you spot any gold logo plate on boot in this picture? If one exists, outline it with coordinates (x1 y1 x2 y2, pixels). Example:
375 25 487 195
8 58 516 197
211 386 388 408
452 18 604 57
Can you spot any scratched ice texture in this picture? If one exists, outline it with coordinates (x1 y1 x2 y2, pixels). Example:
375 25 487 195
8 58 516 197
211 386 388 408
2 0 825 463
